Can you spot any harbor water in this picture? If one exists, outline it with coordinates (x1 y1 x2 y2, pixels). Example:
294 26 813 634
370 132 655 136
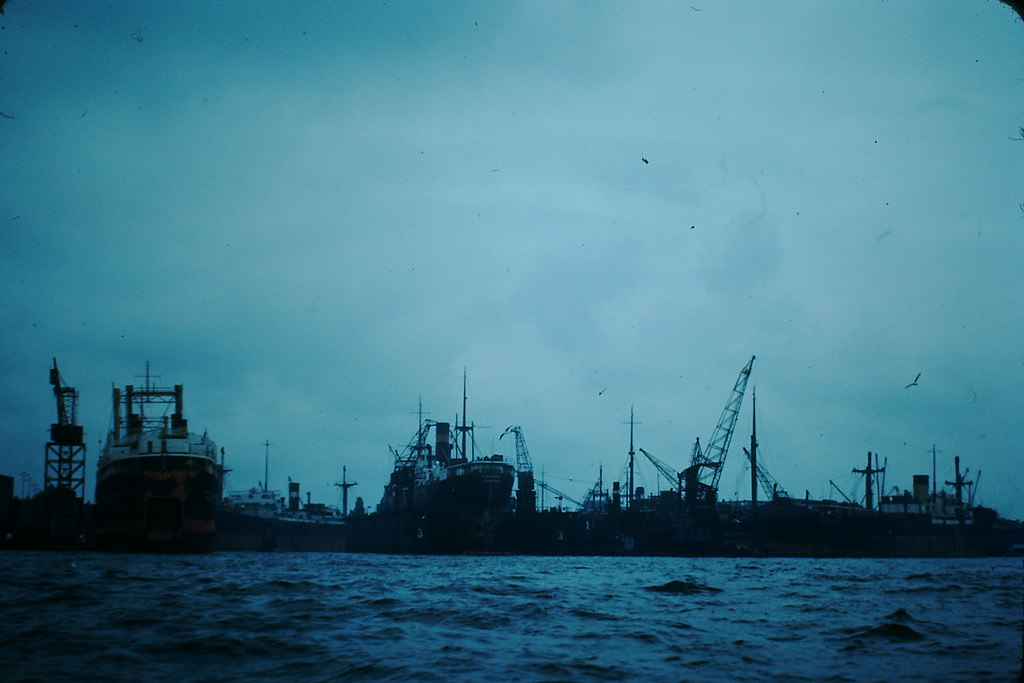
1 551 1020 682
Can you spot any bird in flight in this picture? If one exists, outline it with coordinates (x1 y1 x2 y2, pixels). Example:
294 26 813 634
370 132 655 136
598 387 607 395
642 157 649 164
904 372 921 389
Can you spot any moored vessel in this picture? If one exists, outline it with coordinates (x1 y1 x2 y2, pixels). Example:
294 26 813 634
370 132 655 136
94 370 222 551
346 380 516 553
216 478 348 552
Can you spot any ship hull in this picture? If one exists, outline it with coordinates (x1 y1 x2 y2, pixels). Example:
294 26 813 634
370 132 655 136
348 460 515 554
94 460 220 552
717 498 1022 558
215 508 347 552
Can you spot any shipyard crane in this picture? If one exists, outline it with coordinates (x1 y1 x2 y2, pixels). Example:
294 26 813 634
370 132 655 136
43 359 87 540
638 448 683 494
45 358 86 498
500 426 537 514
500 426 533 474
683 356 755 509
536 479 583 511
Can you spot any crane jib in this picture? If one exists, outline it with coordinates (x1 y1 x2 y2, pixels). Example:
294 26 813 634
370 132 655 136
690 355 755 492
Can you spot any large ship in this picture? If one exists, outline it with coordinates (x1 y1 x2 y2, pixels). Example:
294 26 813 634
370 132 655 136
215 442 348 551
216 483 348 552
346 383 516 553
719 449 1024 557
94 370 222 551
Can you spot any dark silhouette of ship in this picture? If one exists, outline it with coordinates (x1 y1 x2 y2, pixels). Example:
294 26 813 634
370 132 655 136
93 368 222 551
215 441 348 551
345 379 515 553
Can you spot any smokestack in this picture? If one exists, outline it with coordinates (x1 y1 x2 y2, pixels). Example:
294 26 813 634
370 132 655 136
172 385 186 432
913 475 929 503
436 422 452 465
113 387 122 439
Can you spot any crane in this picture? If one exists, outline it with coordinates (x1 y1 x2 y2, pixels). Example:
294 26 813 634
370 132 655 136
683 355 755 508
743 447 789 500
500 426 537 514
536 479 582 510
500 426 533 474
43 359 87 540
44 358 86 499
829 480 855 505
638 448 682 494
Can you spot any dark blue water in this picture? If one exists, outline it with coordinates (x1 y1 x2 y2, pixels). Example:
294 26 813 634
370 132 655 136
0 551 1020 681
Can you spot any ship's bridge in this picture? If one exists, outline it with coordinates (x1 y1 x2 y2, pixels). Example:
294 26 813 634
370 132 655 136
102 428 217 461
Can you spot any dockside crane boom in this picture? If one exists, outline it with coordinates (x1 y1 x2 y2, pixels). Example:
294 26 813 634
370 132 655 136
743 447 789 500
638 448 682 493
500 426 537 514
51 359 77 430
536 479 582 510
683 356 755 507
500 426 533 474
829 480 855 505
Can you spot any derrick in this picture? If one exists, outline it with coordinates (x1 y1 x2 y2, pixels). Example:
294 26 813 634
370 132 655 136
44 358 87 539
684 356 755 510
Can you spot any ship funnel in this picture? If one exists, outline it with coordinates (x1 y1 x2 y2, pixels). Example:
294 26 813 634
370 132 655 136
289 481 300 512
113 387 122 439
171 384 187 432
913 475 929 503
125 385 142 435
436 422 452 465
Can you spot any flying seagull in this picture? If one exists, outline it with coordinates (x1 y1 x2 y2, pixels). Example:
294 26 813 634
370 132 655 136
904 372 921 389
642 157 649 164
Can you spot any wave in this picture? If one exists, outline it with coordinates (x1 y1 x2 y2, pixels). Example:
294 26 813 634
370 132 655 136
644 579 722 594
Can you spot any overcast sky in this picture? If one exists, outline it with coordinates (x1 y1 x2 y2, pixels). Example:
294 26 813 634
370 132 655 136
2 1 1022 521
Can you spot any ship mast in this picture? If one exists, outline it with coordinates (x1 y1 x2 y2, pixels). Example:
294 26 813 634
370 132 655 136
944 455 972 504
263 439 271 492
456 369 472 461
412 396 431 465
750 388 758 511
627 406 635 509
335 465 357 518
853 451 884 510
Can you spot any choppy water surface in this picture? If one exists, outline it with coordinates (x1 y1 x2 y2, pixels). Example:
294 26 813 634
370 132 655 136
0 551 1020 681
